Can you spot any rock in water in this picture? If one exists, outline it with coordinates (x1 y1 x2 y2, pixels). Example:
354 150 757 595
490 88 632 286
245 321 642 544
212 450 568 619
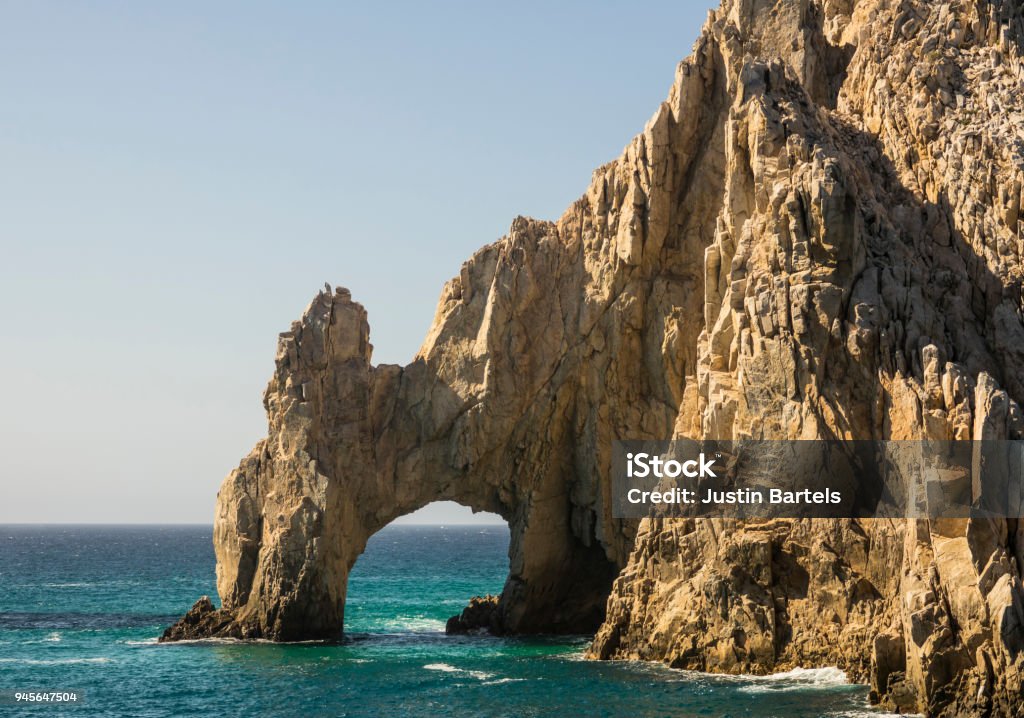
160 597 238 642
165 0 1024 713
446 595 503 636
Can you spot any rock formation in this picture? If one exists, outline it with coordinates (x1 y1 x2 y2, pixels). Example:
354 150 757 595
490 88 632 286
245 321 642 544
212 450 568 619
446 595 503 635
166 0 1024 714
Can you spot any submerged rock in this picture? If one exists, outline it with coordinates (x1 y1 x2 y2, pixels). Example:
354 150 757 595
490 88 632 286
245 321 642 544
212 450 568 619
166 0 1024 713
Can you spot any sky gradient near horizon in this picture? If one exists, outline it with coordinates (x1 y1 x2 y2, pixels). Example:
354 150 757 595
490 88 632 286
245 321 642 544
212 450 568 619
0 1 709 523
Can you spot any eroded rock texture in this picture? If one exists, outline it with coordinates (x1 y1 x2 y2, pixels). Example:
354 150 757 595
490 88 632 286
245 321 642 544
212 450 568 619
166 0 1024 714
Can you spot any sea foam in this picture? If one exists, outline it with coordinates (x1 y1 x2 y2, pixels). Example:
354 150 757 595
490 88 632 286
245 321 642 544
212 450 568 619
735 666 849 693
423 663 495 680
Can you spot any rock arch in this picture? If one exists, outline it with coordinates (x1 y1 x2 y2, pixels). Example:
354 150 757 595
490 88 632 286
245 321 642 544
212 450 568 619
167 269 638 642
163 20 730 640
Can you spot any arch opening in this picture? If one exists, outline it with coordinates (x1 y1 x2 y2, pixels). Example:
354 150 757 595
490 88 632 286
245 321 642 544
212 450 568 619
345 502 509 636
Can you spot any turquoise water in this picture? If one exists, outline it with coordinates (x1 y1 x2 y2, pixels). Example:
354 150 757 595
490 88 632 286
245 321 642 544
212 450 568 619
0 525 893 717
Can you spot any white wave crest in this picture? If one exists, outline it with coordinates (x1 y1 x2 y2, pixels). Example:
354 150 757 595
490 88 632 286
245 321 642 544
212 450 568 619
423 663 495 680
735 666 849 693
20 632 63 645
157 637 252 646
0 657 112 665
379 617 446 632
832 708 923 718
481 677 528 685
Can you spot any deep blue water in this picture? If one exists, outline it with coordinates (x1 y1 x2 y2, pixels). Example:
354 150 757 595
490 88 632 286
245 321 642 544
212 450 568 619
0 525 896 717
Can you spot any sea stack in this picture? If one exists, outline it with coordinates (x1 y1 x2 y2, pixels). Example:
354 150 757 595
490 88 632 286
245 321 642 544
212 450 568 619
165 0 1024 714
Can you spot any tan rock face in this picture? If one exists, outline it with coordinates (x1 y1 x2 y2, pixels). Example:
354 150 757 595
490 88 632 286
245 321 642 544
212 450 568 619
166 0 1024 714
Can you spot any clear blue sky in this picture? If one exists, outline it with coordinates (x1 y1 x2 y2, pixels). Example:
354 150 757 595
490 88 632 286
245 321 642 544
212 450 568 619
0 1 709 523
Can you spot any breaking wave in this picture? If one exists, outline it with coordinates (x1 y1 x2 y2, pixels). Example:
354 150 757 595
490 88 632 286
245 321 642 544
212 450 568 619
734 667 850 693
423 663 495 680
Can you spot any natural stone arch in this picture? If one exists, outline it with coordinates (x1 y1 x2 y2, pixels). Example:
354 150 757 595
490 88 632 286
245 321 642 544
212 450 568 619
171 270 637 642
164 25 725 642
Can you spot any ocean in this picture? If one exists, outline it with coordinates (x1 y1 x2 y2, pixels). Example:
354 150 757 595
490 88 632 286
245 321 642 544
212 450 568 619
0 525 896 717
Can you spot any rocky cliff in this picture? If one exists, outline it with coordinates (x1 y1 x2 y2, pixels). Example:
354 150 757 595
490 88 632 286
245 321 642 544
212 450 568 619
165 0 1024 714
